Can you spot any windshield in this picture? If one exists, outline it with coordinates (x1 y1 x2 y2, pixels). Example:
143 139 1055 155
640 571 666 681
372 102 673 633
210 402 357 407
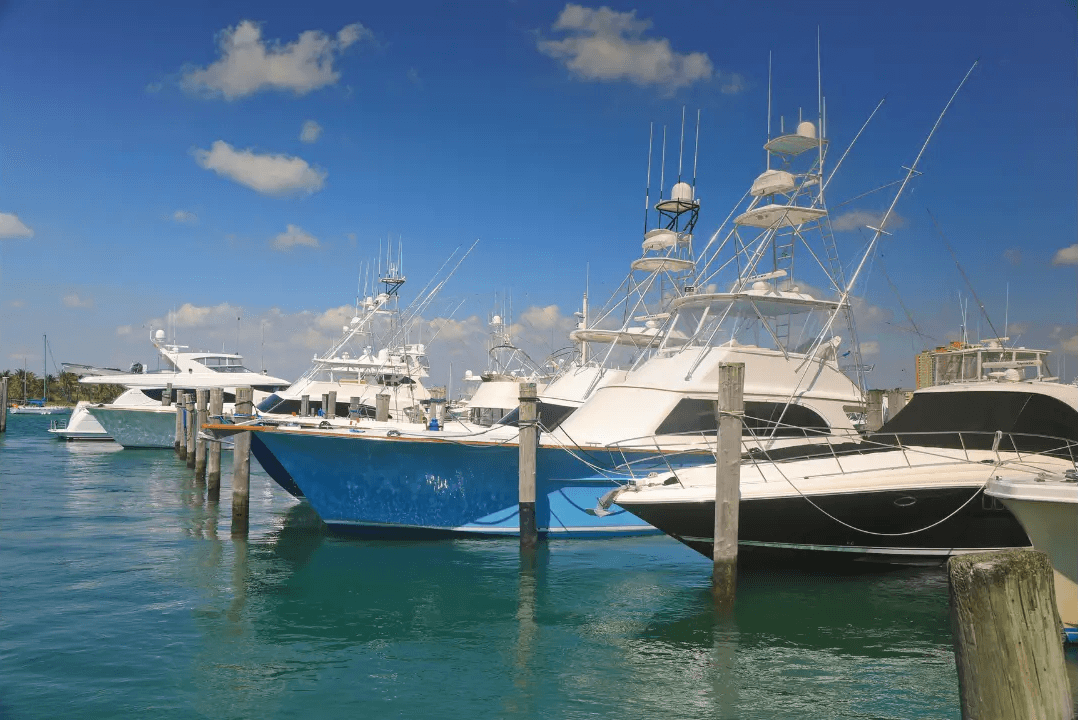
497 402 576 431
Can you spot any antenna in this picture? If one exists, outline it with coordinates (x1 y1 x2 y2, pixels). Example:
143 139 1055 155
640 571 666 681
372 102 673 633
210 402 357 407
800 60 980 369
677 105 685 184
817 27 824 181
1004 282 1009 341
930 208 1006 348
643 122 654 234
659 125 667 199
236 315 240 354
766 51 772 170
692 108 701 189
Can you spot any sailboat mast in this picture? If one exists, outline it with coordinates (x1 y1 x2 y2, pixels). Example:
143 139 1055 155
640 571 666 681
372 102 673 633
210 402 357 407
43 335 47 403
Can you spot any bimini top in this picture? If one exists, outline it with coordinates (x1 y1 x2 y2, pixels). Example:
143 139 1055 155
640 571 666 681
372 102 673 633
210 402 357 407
570 325 689 348
668 286 842 318
734 204 826 229
763 121 825 157
629 256 695 273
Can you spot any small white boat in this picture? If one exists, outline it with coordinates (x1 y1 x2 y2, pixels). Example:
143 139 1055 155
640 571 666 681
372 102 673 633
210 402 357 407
48 401 112 441
11 335 71 414
987 472 1078 632
10 400 71 415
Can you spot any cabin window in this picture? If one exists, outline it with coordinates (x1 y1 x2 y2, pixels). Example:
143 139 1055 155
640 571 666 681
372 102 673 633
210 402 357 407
654 398 831 437
255 393 373 418
497 402 576 431
877 391 1078 452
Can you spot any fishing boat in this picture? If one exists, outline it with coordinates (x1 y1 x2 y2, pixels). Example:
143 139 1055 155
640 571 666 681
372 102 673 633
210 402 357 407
986 469 1078 634
614 375 1078 565
49 401 111 440
213 89 888 537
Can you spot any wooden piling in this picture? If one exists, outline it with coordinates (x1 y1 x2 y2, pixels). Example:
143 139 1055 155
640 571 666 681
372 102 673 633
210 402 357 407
885 389 907 422
713 362 744 606
174 394 184 455
865 389 885 432
518 382 538 551
185 393 196 467
321 392 330 418
326 390 337 419
0 376 8 434
375 393 390 422
207 387 223 500
948 550 1071 719
429 386 446 429
163 382 172 407
300 394 310 417
194 389 208 484
231 387 254 537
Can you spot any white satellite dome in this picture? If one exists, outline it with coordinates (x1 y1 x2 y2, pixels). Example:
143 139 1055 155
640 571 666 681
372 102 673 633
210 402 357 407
154 329 165 341
670 182 694 202
796 121 816 139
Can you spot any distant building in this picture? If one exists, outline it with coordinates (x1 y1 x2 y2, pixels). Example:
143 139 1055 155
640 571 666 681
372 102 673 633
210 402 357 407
913 339 1055 388
915 350 936 389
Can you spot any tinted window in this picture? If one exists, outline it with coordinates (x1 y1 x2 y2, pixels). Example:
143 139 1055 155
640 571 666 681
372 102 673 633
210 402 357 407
877 391 1078 452
497 402 576 431
655 398 830 437
255 393 373 418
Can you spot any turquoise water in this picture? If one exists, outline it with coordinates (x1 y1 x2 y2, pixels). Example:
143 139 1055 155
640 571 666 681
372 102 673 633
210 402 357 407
2 414 1075 719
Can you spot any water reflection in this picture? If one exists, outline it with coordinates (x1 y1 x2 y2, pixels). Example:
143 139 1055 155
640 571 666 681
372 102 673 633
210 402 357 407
6 415 1074 720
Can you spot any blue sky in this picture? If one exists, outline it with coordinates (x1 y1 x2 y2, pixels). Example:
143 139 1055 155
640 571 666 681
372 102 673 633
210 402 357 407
1 0 1076 389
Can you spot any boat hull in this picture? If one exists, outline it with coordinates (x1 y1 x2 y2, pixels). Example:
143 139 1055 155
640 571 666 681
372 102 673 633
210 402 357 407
88 406 178 448
620 485 1031 566
988 479 1078 628
48 402 112 441
253 430 680 537
11 406 71 415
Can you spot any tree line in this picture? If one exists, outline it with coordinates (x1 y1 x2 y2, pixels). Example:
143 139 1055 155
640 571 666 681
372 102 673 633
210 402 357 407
1 370 125 405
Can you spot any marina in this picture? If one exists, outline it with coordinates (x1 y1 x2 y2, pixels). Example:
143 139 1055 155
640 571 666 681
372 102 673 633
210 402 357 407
3 1 1078 716
4 414 1077 718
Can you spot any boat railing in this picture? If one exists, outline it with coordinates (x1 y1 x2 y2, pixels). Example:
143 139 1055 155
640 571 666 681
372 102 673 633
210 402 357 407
599 425 1078 483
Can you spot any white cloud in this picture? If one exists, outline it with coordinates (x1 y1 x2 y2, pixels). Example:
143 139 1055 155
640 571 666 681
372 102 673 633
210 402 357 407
181 20 370 100
194 140 326 196
0 212 34 239
831 209 906 233
300 120 323 143
1052 243 1078 266
538 4 716 93
272 224 320 251
62 293 93 308
116 325 132 336
337 23 368 49
172 209 198 224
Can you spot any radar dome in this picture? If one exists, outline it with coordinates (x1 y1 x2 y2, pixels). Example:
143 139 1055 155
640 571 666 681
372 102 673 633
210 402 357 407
154 329 165 341
491 315 502 325
670 182 694 202
796 121 816 139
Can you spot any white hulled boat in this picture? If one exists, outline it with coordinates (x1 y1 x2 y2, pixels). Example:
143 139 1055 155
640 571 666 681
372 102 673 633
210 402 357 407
10 335 72 415
218 95 897 537
616 376 1078 565
987 469 1078 632
82 331 289 448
